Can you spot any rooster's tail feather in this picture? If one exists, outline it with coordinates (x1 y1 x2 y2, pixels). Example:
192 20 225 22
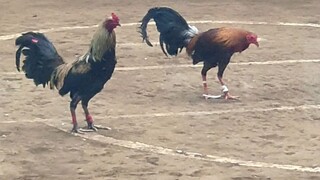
15 32 64 87
139 7 199 56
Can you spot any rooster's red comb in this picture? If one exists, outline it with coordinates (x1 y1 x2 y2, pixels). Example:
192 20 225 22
111 13 119 22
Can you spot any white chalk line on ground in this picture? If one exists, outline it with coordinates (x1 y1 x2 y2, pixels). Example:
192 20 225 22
115 59 320 71
120 37 266 46
2 104 320 124
1 20 320 41
42 120 320 173
3 105 320 173
105 104 320 119
2 59 320 75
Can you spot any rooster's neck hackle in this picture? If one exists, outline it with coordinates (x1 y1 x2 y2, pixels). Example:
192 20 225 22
89 24 116 61
183 25 199 45
186 34 200 56
50 22 117 91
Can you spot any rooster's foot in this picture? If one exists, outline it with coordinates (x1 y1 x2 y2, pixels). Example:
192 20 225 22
223 92 239 100
93 124 112 130
70 124 84 134
202 94 222 100
79 123 111 132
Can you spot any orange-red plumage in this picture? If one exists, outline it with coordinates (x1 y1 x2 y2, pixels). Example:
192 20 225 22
139 7 258 99
205 27 254 52
187 28 257 62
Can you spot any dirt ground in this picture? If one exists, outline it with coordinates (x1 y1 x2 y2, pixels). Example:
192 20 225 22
1 0 320 179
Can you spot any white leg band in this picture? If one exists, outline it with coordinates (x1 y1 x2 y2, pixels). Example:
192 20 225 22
221 85 229 93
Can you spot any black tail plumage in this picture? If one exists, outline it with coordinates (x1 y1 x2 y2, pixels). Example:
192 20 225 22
139 7 198 56
15 32 64 87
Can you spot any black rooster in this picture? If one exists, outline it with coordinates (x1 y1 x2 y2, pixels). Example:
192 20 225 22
15 13 121 133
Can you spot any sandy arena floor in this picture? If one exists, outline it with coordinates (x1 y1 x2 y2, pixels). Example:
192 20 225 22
0 0 320 179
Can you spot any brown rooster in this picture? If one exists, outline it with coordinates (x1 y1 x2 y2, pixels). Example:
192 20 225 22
139 7 259 100
15 13 121 133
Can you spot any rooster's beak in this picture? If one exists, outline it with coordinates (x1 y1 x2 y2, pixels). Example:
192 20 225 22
254 37 262 47
117 23 121 27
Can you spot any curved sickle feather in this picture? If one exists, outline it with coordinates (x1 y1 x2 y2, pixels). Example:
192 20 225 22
15 45 23 71
159 34 168 57
145 37 153 47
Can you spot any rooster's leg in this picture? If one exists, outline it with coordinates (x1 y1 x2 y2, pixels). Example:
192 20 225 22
217 61 238 100
201 63 219 99
217 76 238 100
201 63 212 96
202 75 208 95
80 99 111 132
81 99 97 131
70 95 82 133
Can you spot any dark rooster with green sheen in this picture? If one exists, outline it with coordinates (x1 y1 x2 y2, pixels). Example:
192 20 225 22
139 7 259 100
15 13 121 133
